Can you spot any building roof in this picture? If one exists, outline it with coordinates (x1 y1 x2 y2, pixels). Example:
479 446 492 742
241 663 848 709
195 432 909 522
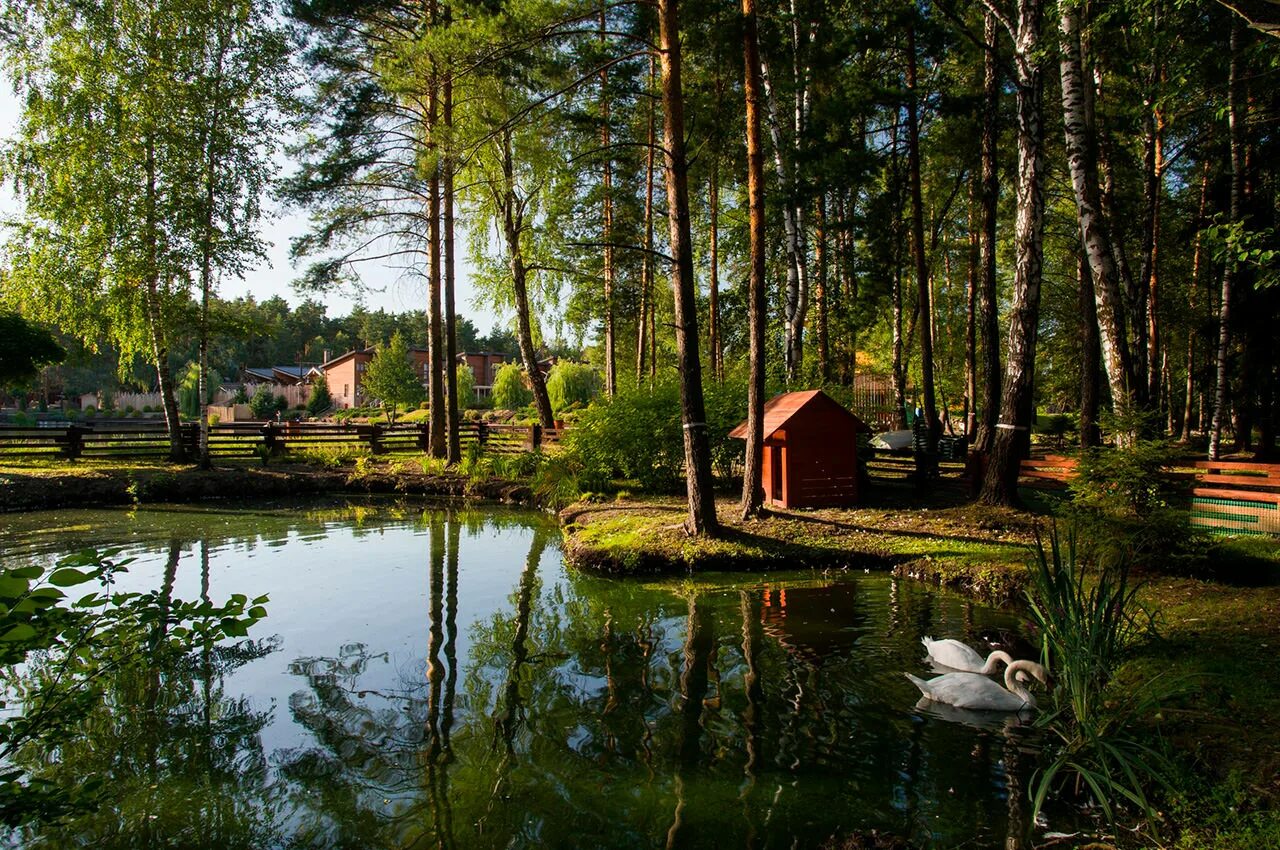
728 389 868 440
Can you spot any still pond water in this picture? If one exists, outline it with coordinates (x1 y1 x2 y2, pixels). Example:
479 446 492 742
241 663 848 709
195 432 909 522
1 499 1042 849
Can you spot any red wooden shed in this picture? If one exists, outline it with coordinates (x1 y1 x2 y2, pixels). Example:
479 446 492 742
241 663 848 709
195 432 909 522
729 390 869 509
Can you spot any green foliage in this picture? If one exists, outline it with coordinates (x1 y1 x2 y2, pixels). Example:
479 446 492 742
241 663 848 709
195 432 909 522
0 548 267 827
231 385 250 404
306 376 333 416
455 362 475 410
0 314 65 389
177 361 214 418
492 363 532 411
1026 525 1175 830
361 332 424 424
292 443 370 468
1066 416 1199 571
545 362 599 415
249 385 280 420
562 376 746 493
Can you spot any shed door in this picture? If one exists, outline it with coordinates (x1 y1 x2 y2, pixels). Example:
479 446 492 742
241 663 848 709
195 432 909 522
770 446 783 502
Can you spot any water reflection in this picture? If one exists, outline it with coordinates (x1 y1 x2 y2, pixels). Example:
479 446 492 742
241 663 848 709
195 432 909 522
0 501 1050 849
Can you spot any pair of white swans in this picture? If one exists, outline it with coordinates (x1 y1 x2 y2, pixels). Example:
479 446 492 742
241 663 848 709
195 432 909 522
905 636 1048 712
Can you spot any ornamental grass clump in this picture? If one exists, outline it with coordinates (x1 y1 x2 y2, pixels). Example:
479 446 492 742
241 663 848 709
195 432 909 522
1027 524 1185 833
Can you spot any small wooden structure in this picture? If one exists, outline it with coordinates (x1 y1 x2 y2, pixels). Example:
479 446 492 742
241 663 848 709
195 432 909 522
729 389 869 509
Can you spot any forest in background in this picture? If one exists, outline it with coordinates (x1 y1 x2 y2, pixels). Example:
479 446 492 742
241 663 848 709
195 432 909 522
0 0 1276 516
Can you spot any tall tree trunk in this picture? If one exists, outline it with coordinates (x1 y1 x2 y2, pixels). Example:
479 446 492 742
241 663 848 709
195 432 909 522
444 55 460 463
638 55 657 383
1210 19 1245 460
143 132 185 463
759 55 809 383
965 181 978 441
1145 102 1166 410
740 0 767 520
497 132 555 431
600 7 616 397
1181 164 1210 443
708 161 721 381
1058 2 1137 439
815 194 830 382
1079 252 1101 447
906 17 940 451
974 11 1001 453
657 0 718 536
196 28 227 471
980 0 1046 506
427 31 446 458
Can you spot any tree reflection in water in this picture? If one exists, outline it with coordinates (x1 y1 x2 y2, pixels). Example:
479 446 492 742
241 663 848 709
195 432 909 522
16 539 281 850
8 504 1044 849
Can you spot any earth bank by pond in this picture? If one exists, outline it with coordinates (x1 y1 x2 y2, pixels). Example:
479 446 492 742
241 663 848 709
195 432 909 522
0 498 1054 849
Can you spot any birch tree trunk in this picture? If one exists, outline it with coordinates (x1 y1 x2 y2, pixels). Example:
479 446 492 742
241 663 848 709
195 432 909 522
599 7 616 397
1079 253 1101 447
980 0 1046 506
1058 2 1137 438
657 0 718 535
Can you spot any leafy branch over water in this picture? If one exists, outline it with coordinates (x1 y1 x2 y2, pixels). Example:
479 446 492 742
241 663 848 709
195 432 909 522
0 547 268 828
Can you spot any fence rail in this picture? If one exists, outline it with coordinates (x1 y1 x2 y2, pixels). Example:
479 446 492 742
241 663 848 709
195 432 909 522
0 420 564 462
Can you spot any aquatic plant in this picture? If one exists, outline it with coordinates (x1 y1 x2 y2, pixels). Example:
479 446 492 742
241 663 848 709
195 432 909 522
1026 523 1182 831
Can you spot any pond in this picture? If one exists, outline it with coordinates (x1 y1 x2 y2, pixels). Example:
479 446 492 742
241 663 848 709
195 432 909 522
0 499 1042 849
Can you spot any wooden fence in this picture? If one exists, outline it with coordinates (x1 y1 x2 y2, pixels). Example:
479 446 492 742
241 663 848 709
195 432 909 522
1189 461 1280 536
0 421 565 462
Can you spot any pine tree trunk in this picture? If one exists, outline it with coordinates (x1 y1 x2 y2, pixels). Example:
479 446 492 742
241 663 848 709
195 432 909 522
980 0 1046 506
427 38 446 458
1210 19 1244 460
1058 3 1136 437
708 161 721 381
600 7 616 397
816 194 830 383
638 55 657 383
740 0 767 520
906 17 939 451
974 10 1001 454
496 133 555 432
444 62 460 464
965 180 978 441
657 0 718 536
1181 164 1209 443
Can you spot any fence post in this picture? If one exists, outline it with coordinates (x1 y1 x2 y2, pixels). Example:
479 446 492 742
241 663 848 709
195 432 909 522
417 422 429 451
477 421 488 449
529 423 542 452
367 423 384 455
63 424 86 460
261 422 280 458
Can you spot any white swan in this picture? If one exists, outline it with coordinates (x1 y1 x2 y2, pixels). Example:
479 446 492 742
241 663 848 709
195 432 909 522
920 636 1014 673
905 659 1048 711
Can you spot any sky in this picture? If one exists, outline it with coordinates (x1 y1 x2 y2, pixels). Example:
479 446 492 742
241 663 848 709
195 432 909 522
0 77 506 334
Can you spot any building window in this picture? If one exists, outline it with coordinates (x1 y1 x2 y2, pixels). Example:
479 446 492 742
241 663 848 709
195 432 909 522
343 384 349 398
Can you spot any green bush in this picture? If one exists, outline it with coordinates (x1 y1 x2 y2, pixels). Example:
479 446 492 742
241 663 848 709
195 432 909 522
249 386 278 420
82 406 95 417
563 375 747 493
492 363 532 411
546 362 599 415
1065 413 1198 571
455 363 475 410
231 385 249 404
306 377 332 416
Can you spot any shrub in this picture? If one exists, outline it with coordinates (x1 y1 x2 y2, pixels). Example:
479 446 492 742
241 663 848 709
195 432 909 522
1065 414 1198 571
546 362 599 414
455 362 475 410
362 332 425 423
249 386 278 420
82 406 96 417
492 363 532 411
563 375 746 492
306 377 332 416
231 385 250 404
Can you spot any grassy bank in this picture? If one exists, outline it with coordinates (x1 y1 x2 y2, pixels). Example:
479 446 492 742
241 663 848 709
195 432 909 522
561 495 1036 602
0 455 537 511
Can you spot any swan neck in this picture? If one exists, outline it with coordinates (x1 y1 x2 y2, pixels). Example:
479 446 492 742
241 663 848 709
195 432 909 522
1003 660 1039 706
980 650 1014 674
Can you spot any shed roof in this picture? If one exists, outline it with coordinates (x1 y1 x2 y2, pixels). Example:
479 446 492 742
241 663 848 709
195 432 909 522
728 389 868 440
